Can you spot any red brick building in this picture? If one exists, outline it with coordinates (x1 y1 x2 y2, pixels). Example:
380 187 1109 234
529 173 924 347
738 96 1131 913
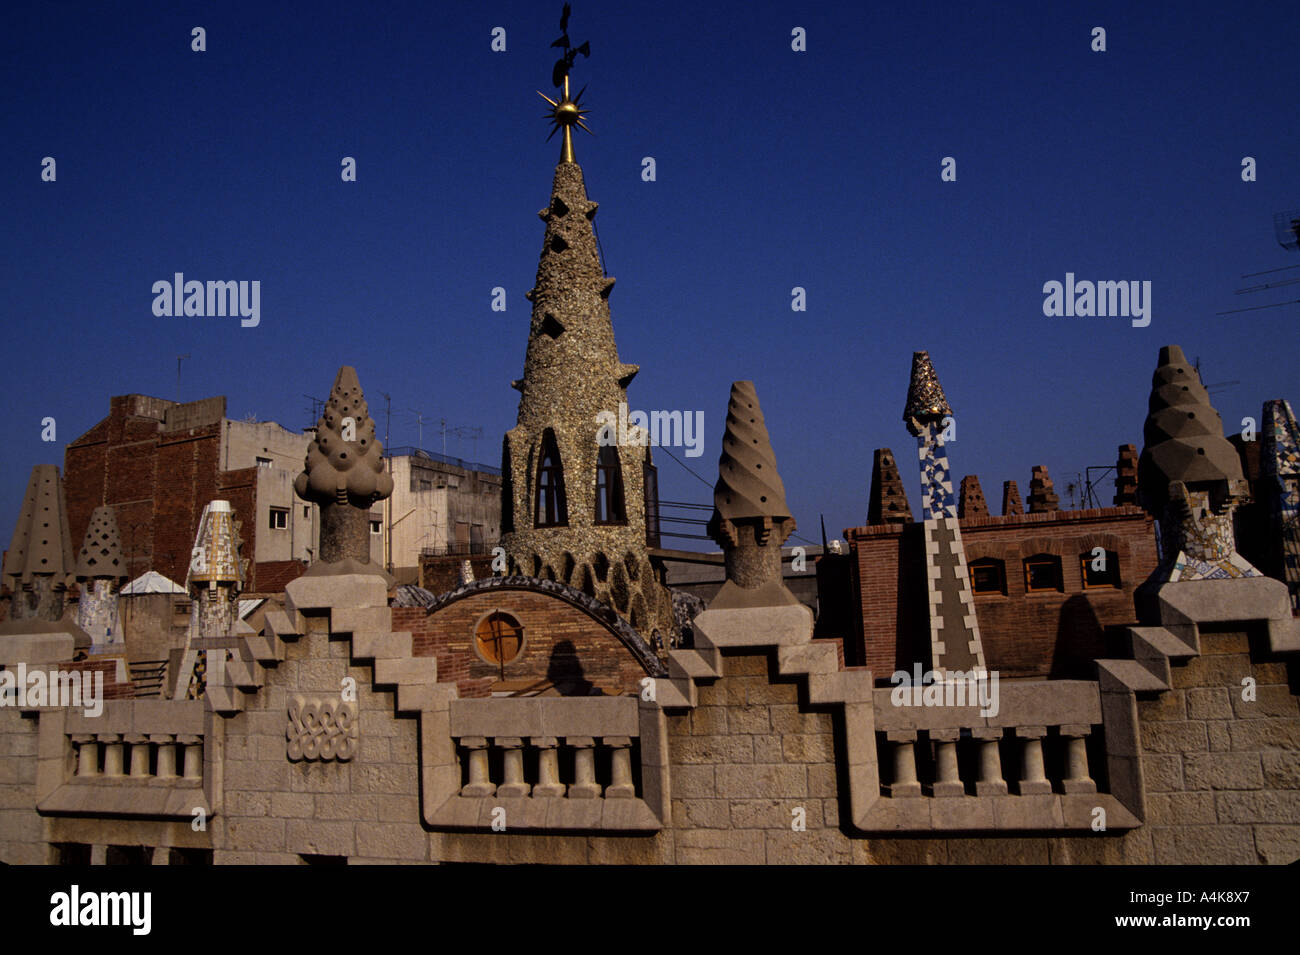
838 505 1158 681
63 394 308 594
394 578 665 699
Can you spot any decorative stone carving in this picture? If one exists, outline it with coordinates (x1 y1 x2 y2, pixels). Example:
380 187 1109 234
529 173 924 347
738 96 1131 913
705 381 799 609
3 464 76 625
286 694 359 761
294 366 393 570
1137 345 1259 581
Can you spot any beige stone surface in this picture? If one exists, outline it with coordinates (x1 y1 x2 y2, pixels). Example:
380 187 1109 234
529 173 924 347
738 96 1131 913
1182 752 1264 791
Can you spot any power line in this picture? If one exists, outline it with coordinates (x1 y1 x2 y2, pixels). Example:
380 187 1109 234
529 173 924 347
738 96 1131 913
657 447 818 547
658 445 714 489
1216 297 1300 316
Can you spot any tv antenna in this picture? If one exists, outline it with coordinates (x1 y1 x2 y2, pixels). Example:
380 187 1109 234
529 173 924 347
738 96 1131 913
1192 357 1240 396
1217 207 1300 316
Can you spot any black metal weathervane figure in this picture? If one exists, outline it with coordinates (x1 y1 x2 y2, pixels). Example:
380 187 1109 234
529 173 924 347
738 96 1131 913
538 3 592 163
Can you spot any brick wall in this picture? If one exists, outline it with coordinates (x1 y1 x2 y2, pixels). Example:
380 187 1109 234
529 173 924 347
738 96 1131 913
398 589 649 698
64 397 270 593
846 507 1158 680
62 658 135 700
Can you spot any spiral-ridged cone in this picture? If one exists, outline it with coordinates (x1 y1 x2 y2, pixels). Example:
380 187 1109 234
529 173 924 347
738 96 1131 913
709 381 792 525
295 366 394 507
1138 345 1243 513
75 506 126 582
903 351 953 435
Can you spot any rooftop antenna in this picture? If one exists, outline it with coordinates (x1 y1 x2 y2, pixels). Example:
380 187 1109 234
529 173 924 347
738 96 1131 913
440 419 484 461
302 394 324 430
1192 357 1241 396
1217 207 1300 316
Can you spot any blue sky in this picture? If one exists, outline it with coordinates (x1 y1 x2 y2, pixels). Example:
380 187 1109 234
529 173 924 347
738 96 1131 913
2 0 1297 552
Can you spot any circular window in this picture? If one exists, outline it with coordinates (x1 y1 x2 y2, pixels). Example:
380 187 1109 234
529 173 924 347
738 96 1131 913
474 611 524 666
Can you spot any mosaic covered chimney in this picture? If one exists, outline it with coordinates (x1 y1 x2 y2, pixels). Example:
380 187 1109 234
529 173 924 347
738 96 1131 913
74 505 127 648
958 475 989 519
1261 399 1300 607
1027 465 1060 513
903 352 985 678
1002 480 1024 516
499 74 673 638
186 500 247 639
2 465 75 624
1137 344 1259 581
294 365 393 570
867 448 913 525
173 500 247 699
1114 443 1139 506
706 381 798 609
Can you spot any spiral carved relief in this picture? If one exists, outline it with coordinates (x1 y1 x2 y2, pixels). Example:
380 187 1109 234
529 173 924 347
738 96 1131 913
287 695 359 762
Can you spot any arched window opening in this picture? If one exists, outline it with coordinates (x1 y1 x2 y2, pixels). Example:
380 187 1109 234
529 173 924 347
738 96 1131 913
535 430 568 527
594 444 627 525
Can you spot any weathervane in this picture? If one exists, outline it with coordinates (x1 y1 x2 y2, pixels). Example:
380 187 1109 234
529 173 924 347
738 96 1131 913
538 3 592 163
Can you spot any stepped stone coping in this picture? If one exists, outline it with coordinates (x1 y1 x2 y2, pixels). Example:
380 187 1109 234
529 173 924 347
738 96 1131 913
692 604 814 647
421 575 668 677
0 628 84 667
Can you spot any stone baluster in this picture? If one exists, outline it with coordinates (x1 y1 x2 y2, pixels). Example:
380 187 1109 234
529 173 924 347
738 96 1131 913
972 727 1008 795
72 734 99 777
1015 725 1052 795
604 737 635 799
531 737 565 797
460 736 496 796
928 728 964 797
885 730 922 797
177 735 203 780
567 737 601 798
125 734 151 778
1060 724 1097 794
495 737 531 797
151 734 178 779
100 734 125 777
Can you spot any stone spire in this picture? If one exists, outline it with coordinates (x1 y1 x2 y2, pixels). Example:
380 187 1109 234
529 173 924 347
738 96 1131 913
1137 345 1258 580
958 475 989 519
1002 481 1024 516
3 465 75 623
1114 444 1139 506
74 506 127 648
295 366 393 572
706 381 798 609
867 448 913 525
1028 465 1060 513
500 77 673 638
